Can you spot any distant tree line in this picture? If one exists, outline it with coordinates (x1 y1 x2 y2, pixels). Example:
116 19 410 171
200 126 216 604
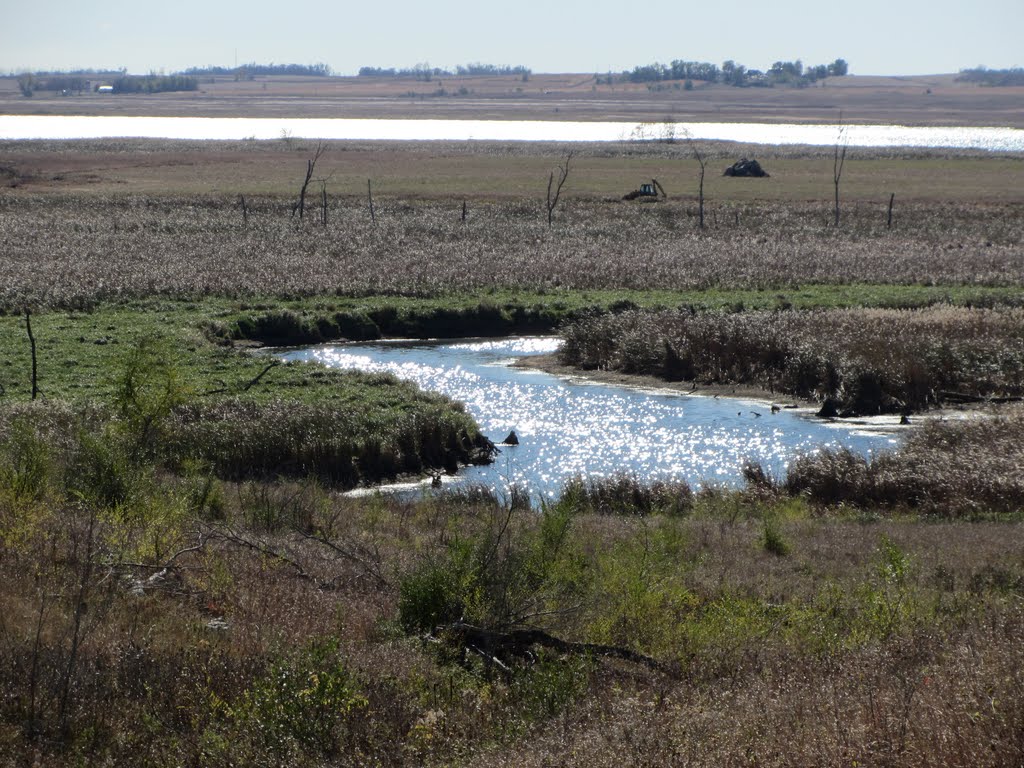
179 62 333 78
11 67 125 77
17 75 90 96
109 74 199 94
617 57 848 87
358 64 449 81
455 63 531 77
14 69 126 97
358 63 531 81
956 66 1024 86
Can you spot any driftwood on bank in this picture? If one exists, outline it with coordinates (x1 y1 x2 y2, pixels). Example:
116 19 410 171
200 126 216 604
434 621 664 672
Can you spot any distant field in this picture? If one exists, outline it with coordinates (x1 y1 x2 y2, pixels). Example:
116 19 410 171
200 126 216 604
2 139 1022 203
2 72 1023 126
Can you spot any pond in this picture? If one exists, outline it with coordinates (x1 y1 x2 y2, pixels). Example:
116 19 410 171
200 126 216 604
278 337 900 500
2 115 1023 151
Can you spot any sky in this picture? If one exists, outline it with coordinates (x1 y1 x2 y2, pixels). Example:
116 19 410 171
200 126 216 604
2 0 1021 77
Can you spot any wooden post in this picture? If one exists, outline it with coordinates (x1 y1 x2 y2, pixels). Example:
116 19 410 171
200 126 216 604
321 182 328 228
239 194 248 227
368 179 376 224
462 200 467 223
25 310 38 400
298 159 312 219
887 193 895 229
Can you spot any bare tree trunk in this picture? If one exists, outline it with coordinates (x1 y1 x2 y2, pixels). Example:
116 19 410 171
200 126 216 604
833 114 847 228
295 141 326 221
462 199 467 223
298 159 312 219
545 151 574 227
367 179 376 223
687 137 708 229
887 193 895 229
239 194 248 227
25 310 38 400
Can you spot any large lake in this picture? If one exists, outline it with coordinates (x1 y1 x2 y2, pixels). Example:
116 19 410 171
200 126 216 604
279 338 899 500
1 115 1023 151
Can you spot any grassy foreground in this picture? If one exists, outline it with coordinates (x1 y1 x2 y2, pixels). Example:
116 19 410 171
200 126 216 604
1 437 1022 765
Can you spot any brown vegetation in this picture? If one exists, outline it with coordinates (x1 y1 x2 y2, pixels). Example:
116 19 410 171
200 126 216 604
785 407 1024 514
1 192 1022 312
559 306 1024 414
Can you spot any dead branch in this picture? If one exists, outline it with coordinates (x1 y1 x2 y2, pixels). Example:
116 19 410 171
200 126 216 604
203 361 279 396
206 523 321 587
293 529 391 588
545 151 574 227
295 141 326 221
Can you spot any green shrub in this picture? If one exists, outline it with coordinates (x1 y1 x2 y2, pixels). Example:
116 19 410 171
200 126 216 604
399 505 579 637
0 414 53 503
232 640 367 758
761 515 790 556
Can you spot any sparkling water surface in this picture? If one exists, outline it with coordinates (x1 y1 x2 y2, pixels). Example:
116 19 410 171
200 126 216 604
2 115 1022 151
279 338 899 499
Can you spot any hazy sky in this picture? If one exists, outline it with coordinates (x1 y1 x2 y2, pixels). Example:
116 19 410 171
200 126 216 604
2 0 1020 76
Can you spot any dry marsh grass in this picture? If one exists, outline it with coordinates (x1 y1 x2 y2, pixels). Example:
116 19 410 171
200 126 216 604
786 407 1024 515
2 193 1022 312
560 306 1024 413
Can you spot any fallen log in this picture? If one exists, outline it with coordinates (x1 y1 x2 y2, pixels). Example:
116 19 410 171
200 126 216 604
436 621 664 671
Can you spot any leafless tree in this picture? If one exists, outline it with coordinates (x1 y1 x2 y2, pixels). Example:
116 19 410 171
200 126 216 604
545 151 574 227
294 141 326 220
833 113 848 227
686 135 708 229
